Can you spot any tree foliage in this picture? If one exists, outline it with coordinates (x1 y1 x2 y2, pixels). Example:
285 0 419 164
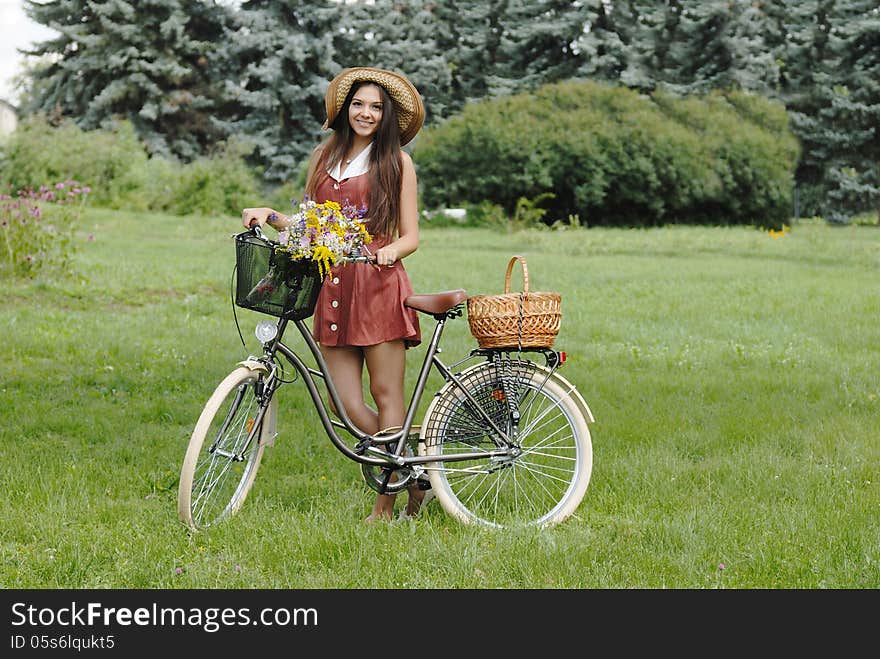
218 0 341 184
13 0 880 223
22 0 235 161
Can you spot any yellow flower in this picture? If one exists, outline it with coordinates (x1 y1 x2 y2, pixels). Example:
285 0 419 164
279 199 370 278
312 245 335 279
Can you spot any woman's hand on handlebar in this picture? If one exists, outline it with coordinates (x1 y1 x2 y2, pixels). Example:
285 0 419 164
361 244 399 268
242 207 280 229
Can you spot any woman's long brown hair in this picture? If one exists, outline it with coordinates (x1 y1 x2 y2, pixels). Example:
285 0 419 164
305 82 403 241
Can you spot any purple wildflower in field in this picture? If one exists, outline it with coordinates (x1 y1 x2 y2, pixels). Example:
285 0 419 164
2 179 90 276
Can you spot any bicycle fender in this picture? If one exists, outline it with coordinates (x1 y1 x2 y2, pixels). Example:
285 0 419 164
533 365 596 424
236 360 279 448
237 358 269 373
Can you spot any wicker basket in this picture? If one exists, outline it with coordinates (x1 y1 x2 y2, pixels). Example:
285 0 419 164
467 255 562 349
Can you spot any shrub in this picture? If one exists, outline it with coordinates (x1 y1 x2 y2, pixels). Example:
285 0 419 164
414 80 799 229
652 90 800 229
163 140 263 217
0 116 146 208
0 116 264 217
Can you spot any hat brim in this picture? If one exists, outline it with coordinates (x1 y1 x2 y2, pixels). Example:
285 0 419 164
323 67 425 146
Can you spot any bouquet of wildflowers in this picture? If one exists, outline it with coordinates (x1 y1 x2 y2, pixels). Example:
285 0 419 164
244 197 371 306
277 198 371 279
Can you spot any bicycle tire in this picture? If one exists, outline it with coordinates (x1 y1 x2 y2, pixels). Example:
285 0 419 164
420 361 592 528
178 366 273 531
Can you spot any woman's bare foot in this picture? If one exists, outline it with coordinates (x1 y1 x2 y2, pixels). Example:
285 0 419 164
364 493 396 523
402 486 427 519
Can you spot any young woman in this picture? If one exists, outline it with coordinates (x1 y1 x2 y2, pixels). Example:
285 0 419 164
241 67 428 522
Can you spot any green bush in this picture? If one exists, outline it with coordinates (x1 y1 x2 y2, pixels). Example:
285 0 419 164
0 116 146 208
652 90 800 228
163 140 263 217
0 116 264 218
414 80 799 229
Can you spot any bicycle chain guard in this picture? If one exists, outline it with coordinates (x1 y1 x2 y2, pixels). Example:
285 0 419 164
359 432 425 494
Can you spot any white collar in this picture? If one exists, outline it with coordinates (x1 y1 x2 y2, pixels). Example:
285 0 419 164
328 143 372 181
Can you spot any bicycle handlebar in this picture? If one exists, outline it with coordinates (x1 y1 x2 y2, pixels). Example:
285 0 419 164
250 223 269 241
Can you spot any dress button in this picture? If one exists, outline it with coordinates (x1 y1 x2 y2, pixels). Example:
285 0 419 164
330 323 338 331
332 277 339 285
331 300 339 308
333 183 339 190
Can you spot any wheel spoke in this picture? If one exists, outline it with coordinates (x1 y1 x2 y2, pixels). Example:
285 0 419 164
179 369 268 531
424 361 591 527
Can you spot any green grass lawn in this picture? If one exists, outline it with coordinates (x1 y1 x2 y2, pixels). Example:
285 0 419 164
1 208 877 588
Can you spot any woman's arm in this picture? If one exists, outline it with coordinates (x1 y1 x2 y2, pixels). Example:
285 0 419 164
374 152 419 266
241 207 290 230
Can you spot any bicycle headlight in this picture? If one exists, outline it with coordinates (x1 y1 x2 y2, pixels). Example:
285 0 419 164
255 320 278 343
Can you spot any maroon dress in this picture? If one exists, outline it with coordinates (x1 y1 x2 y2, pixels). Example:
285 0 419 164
310 170 421 348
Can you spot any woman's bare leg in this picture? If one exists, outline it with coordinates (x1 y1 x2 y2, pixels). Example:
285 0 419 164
321 343 404 521
320 344 377 432
365 340 426 519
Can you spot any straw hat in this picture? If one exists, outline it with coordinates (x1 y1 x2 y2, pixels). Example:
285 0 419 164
323 67 425 145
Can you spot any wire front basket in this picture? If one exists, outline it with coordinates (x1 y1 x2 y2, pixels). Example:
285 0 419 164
234 231 324 320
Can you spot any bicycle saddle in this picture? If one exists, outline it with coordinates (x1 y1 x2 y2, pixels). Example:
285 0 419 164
405 289 467 315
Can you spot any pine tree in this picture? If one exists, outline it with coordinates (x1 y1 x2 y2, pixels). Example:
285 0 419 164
575 0 635 84
431 0 504 105
487 0 586 95
773 0 841 217
647 0 778 96
221 0 343 185
22 0 234 160
822 0 880 221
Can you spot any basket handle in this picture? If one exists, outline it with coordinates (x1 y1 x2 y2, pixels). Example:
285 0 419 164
504 255 530 294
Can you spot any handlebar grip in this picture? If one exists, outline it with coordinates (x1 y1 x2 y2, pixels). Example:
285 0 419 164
340 254 375 264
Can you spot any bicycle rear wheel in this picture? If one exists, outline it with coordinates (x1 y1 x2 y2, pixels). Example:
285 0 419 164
178 366 271 531
420 361 592 528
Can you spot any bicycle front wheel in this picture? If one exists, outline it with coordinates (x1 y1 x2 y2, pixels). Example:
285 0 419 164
420 362 592 528
178 366 271 531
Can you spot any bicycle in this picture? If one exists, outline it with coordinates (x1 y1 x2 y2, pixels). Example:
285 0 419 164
178 226 595 531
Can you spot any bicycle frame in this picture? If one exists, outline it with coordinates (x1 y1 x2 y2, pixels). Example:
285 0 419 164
246 308 524 471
